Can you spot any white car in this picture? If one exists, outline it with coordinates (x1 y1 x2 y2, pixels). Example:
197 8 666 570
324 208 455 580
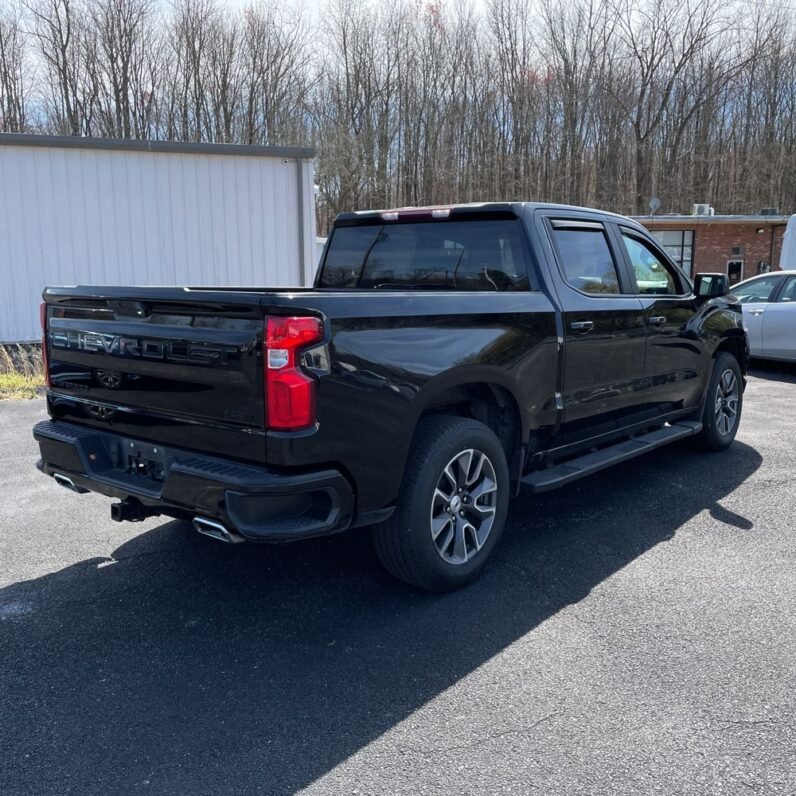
732 271 796 363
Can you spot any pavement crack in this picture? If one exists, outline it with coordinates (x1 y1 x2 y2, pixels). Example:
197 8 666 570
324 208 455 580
111 547 188 564
714 717 779 729
494 559 533 578
746 476 796 489
568 609 611 641
400 711 560 758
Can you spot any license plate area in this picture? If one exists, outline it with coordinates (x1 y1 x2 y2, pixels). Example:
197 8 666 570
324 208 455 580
123 439 167 482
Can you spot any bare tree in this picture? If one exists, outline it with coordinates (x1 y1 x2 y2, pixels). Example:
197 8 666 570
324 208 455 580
25 0 91 134
608 0 733 212
7 0 796 220
241 1 313 146
84 0 158 138
0 2 29 131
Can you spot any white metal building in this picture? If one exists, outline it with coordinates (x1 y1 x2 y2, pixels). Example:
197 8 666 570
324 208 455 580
782 215 796 269
0 134 318 342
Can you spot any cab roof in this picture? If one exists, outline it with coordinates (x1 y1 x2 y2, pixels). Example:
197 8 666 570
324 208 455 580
334 201 637 226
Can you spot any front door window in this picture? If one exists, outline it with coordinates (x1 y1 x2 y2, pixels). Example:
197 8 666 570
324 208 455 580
732 276 781 304
620 233 680 295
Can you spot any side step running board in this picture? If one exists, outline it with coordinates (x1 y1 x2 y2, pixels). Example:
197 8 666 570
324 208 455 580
521 421 702 493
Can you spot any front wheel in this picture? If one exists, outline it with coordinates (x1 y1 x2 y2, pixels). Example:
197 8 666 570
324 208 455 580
696 352 743 451
372 415 510 592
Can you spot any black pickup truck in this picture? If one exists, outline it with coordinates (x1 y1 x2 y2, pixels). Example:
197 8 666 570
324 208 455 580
34 202 748 591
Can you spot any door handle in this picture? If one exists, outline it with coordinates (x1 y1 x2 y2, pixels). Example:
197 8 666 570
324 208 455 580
570 320 594 333
648 315 667 326
749 309 765 316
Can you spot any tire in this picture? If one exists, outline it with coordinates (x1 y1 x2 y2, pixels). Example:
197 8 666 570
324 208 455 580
696 352 743 451
372 415 510 592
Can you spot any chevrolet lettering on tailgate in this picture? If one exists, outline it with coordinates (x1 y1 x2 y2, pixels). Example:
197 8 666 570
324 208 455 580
50 329 227 364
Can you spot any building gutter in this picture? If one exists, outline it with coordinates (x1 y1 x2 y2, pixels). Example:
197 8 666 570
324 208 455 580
0 132 316 160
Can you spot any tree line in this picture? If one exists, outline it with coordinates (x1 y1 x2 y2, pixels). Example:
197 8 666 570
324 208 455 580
1 0 794 231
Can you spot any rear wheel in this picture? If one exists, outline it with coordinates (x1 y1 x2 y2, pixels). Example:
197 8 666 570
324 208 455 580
697 352 743 450
372 415 510 592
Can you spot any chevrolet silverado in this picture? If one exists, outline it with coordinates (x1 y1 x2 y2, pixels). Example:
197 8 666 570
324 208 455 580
34 203 748 591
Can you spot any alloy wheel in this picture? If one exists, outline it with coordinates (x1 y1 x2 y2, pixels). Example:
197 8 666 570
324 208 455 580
430 448 498 565
714 368 739 436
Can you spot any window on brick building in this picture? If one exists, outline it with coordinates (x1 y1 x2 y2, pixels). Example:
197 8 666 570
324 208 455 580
650 230 694 276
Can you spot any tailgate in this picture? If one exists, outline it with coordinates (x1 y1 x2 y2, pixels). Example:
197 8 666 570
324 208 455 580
43 288 266 463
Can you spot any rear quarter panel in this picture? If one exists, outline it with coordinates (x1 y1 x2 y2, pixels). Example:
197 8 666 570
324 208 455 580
263 292 559 513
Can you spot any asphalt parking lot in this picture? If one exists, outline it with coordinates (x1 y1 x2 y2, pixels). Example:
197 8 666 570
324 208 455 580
1 365 794 795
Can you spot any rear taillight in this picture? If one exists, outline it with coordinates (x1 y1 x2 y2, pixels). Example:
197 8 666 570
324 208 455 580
40 303 51 388
264 316 324 430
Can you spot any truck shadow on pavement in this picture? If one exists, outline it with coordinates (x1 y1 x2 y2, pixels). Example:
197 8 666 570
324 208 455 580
747 361 796 383
0 441 762 795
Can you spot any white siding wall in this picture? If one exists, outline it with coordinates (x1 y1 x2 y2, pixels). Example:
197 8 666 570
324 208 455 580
0 141 316 342
783 215 796 270
315 237 328 270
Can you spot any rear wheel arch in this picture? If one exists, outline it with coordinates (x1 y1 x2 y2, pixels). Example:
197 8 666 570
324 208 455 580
410 379 526 472
370 379 525 515
372 414 511 590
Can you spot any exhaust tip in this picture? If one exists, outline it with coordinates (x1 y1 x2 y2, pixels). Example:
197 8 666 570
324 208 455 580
193 517 243 544
53 472 88 494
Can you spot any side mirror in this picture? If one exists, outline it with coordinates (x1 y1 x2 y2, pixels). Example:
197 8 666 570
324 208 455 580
694 273 730 300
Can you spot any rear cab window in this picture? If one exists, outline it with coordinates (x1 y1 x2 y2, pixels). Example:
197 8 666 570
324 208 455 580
319 219 531 291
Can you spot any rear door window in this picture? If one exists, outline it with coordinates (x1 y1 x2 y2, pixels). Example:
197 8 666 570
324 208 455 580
777 276 796 302
319 219 530 291
548 222 622 295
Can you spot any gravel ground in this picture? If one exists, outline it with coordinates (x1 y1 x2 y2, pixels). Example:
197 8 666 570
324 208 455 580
0 364 794 795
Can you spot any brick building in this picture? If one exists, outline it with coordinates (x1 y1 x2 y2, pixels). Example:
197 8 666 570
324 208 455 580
634 212 790 284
